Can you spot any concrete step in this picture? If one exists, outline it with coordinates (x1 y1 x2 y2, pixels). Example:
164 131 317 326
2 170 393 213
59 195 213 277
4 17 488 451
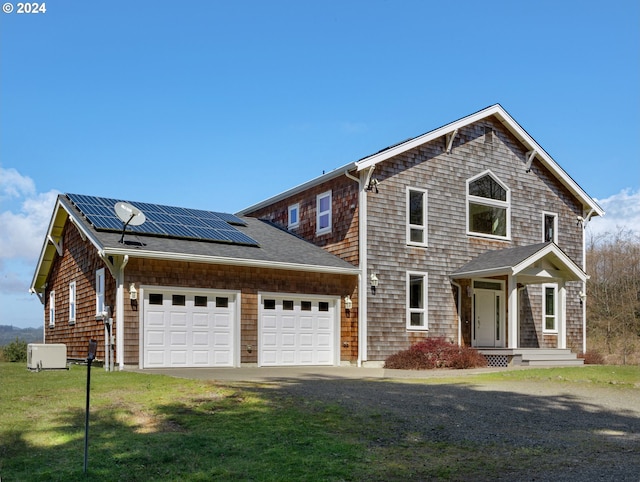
521 358 584 367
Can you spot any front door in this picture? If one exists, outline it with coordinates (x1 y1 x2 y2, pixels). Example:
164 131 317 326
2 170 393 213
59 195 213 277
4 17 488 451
473 287 504 347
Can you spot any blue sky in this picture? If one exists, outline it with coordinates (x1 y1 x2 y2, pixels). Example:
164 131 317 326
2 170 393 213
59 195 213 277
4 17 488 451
1 0 639 328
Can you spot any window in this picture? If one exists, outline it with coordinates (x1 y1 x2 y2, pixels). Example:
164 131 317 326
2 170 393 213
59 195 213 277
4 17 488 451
95 268 105 315
69 281 76 324
316 191 332 235
301 301 312 311
283 300 294 310
407 187 428 246
149 293 163 305
288 203 300 229
264 299 276 310
319 301 329 312
467 171 510 239
543 212 558 243
216 297 229 308
194 296 208 307
172 295 186 306
49 291 56 327
543 284 557 333
407 272 428 330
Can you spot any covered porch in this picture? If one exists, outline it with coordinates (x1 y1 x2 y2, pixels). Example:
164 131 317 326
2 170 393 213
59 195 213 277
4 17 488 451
451 242 588 365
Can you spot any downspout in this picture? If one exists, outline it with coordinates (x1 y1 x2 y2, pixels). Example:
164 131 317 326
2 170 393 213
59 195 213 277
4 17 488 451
344 169 367 366
116 255 129 370
451 281 462 346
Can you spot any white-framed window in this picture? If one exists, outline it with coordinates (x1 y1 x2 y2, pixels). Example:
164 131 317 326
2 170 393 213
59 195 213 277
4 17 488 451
288 203 300 229
467 170 510 239
407 187 428 246
69 281 76 324
542 211 558 243
49 291 56 327
96 268 105 316
542 283 558 333
407 271 428 330
316 191 332 235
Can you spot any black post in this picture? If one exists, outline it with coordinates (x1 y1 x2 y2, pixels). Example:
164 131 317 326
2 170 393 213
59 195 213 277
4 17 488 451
84 339 97 474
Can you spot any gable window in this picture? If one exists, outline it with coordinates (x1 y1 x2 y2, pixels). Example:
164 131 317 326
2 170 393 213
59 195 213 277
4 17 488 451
542 284 557 333
407 272 428 330
543 212 558 243
96 268 105 316
467 171 510 239
49 291 56 328
69 281 76 324
407 187 428 246
316 191 332 235
288 203 300 229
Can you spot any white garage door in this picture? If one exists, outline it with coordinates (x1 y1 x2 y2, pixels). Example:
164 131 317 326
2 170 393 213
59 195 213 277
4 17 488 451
260 295 337 366
143 289 236 368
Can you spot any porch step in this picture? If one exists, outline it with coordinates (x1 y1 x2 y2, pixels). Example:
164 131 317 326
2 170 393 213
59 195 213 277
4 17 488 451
480 349 584 367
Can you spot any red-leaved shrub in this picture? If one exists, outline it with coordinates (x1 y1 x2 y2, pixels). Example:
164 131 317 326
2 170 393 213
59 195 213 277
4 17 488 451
384 338 487 370
578 351 605 365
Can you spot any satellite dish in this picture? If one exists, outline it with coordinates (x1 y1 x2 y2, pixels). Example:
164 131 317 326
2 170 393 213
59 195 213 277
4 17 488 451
114 202 146 243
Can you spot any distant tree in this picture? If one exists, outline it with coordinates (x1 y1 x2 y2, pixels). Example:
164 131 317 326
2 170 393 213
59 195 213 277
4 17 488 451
1 338 28 363
587 229 640 364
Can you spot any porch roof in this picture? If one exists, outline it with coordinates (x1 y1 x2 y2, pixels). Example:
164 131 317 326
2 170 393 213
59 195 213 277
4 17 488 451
450 242 587 284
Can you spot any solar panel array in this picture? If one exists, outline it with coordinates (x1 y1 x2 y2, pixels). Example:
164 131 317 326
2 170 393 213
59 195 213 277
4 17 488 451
66 193 259 246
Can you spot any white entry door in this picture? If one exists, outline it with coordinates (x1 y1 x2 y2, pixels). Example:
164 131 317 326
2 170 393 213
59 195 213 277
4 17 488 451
473 287 505 348
259 295 337 366
143 288 236 368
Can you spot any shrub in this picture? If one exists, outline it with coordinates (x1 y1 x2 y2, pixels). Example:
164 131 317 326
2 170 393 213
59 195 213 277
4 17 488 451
579 351 605 365
2 337 28 363
384 338 487 370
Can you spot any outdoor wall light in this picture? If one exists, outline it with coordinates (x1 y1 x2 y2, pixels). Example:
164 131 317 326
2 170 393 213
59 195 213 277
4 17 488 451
579 291 587 304
129 283 137 300
370 273 379 294
344 295 352 316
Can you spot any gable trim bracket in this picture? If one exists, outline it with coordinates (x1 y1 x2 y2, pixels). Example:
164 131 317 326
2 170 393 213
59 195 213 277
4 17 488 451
446 129 459 154
47 235 63 256
525 149 537 172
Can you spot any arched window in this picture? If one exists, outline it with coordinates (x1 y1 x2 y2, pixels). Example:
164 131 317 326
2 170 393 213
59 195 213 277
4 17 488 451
466 171 510 239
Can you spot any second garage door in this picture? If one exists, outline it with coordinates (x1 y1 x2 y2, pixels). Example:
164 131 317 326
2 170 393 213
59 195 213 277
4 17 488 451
259 295 338 366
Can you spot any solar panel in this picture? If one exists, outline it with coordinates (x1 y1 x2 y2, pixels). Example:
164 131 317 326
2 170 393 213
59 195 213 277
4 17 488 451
66 193 259 246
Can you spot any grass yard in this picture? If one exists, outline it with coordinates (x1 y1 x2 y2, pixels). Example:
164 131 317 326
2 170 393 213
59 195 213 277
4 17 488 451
0 363 638 481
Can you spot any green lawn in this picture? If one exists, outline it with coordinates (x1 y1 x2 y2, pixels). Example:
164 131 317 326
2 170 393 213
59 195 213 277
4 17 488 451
0 363 638 481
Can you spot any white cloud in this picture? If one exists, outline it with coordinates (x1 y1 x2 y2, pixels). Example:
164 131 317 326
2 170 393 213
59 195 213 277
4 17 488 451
0 169 59 261
587 188 640 239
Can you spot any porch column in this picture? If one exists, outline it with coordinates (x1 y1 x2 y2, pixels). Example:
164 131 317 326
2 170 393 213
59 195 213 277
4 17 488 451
507 275 518 348
558 280 567 349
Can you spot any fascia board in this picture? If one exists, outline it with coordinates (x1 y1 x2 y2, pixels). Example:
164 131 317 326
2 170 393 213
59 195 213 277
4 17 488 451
450 266 512 279
101 247 361 276
237 161 357 215
512 244 587 282
30 197 105 293
355 104 604 217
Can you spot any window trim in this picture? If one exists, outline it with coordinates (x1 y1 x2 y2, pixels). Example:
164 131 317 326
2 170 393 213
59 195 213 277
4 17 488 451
406 271 428 330
49 290 55 328
96 268 105 316
288 203 300 229
542 283 558 333
406 187 428 247
316 191 332 235
69 281 76 324
466 170 511 240
542 211 558 243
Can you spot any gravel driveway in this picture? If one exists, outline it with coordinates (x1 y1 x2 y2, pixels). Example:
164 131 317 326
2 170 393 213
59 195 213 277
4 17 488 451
234 372 640 481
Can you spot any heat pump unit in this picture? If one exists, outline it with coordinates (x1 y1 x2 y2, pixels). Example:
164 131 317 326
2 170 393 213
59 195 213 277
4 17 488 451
27 344 68 371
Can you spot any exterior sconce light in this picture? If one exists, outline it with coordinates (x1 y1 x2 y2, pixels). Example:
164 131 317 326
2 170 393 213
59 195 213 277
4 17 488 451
579 291 587 304
129 283 137 300
344 295 352 317
466 286 473 298
370 273 379 294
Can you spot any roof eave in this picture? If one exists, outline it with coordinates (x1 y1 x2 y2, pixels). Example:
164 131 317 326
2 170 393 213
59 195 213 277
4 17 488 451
237 161 357 215
101 247 360 276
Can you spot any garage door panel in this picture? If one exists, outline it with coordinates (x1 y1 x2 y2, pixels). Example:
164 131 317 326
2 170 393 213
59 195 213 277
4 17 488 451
144 290 235 368
260 296 336 366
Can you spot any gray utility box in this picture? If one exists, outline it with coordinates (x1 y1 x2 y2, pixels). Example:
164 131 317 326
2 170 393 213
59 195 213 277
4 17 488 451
27 343 68 371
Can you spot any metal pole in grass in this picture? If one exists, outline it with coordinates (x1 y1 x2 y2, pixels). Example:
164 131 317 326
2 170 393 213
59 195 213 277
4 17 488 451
84 339 97 474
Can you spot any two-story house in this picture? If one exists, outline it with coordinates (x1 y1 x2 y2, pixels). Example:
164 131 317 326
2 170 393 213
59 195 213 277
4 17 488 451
239 104 603 367
31 104 602 369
